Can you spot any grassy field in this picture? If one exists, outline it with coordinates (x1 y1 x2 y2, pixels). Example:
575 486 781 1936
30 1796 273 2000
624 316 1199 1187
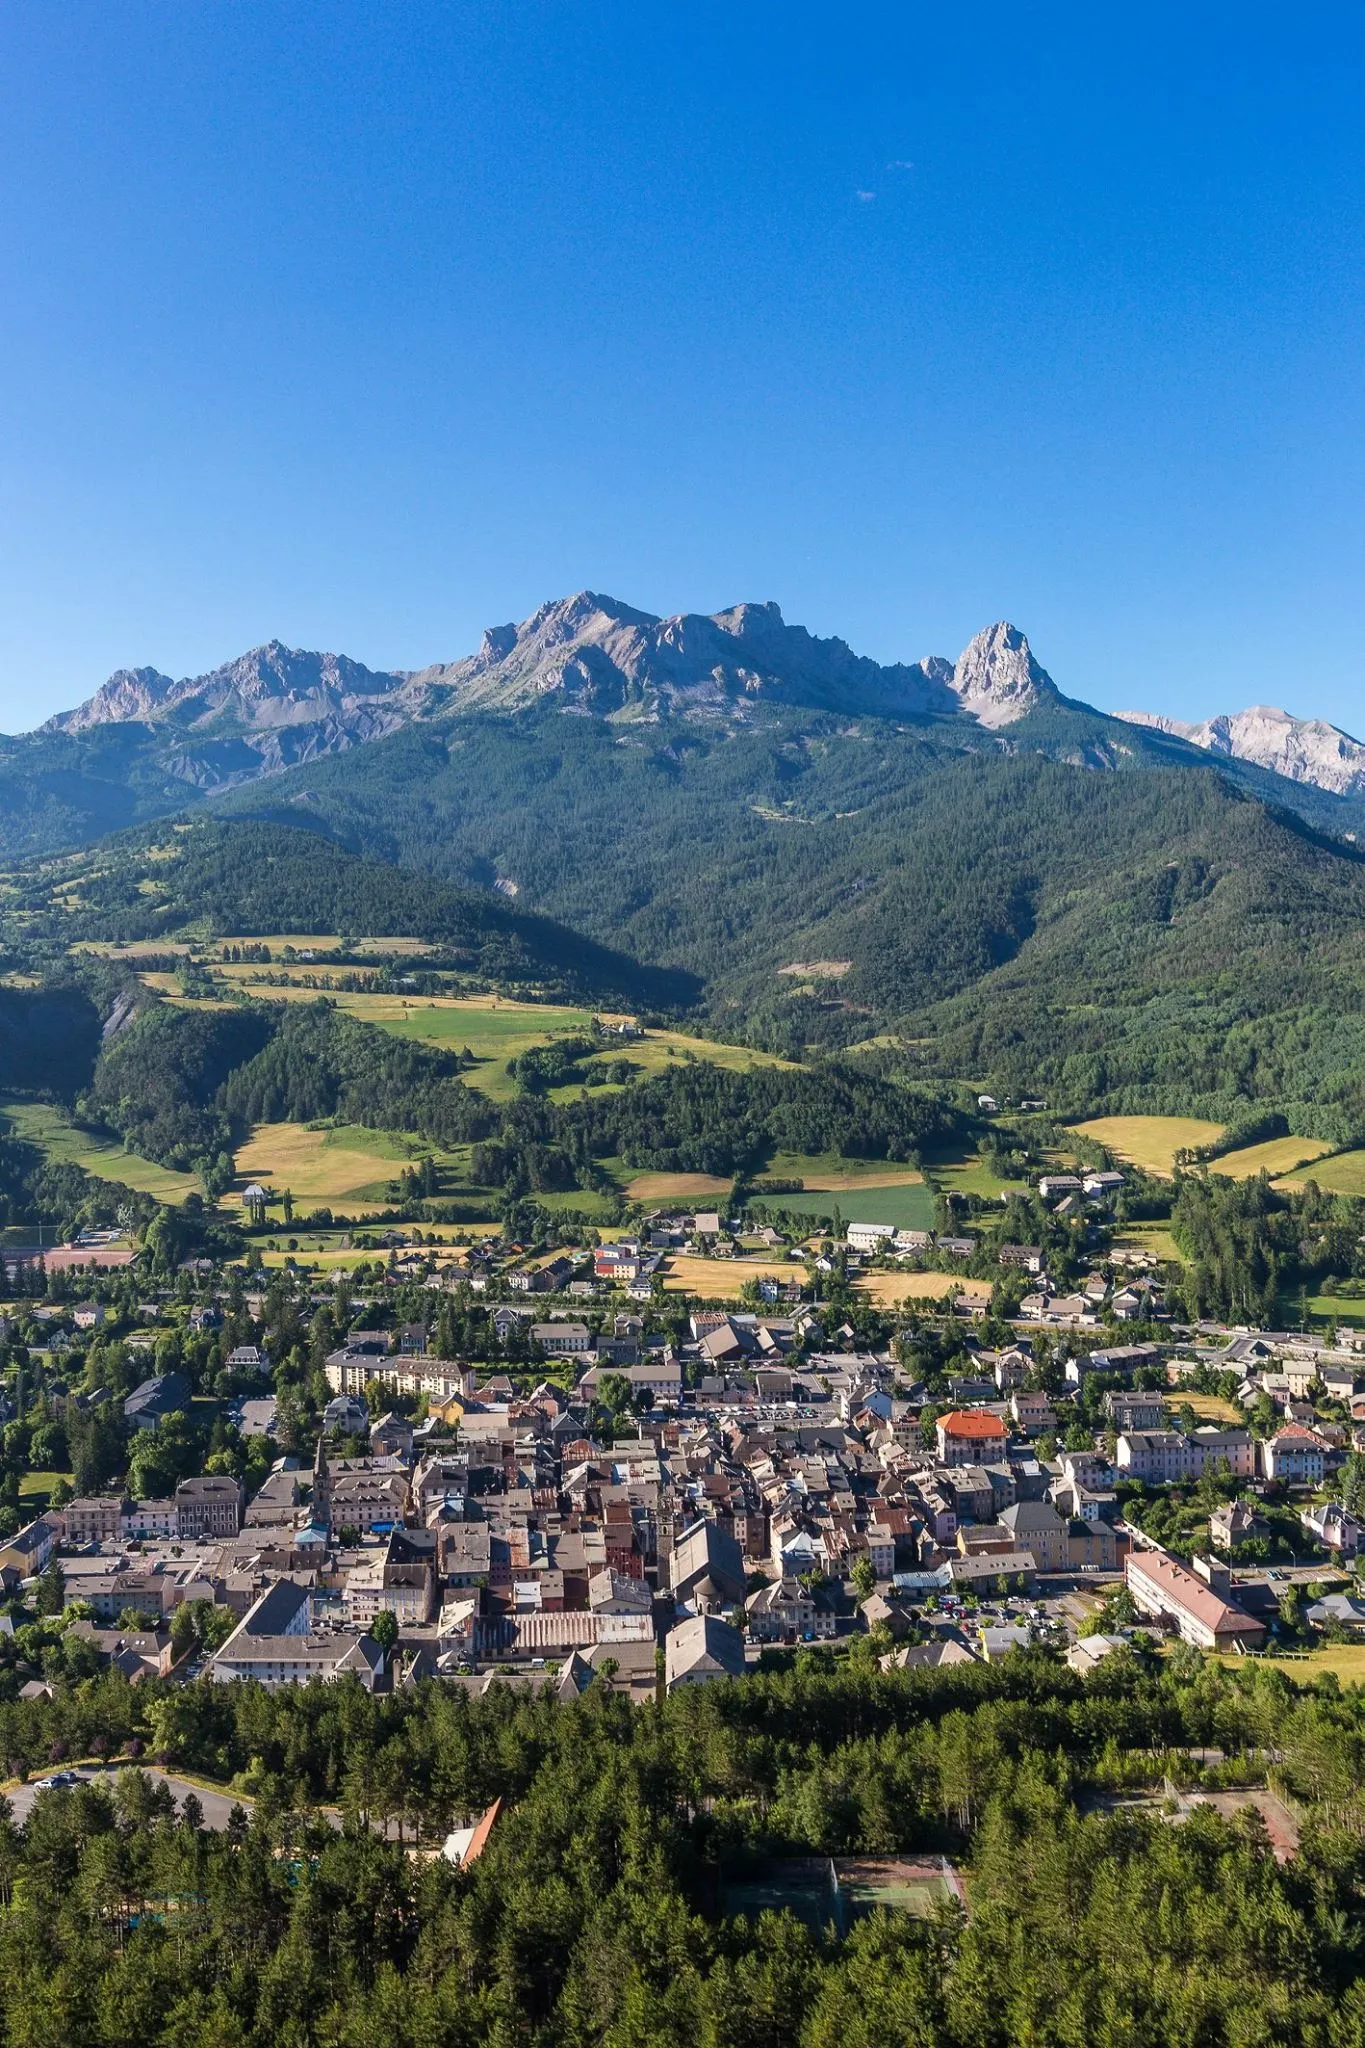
1163 1391 1243 1425
625 1171 733 1201
762 1152 926 1191
928 1146 1029 1200
1212 1135 1336 1180
854 1271 992 1307
1277 1149 1365 1195
769 1183 936 1231
1071 1115 1225 1176
660 1254 798 1299
1226 1645 1365 1685
19 1469 73 1510
0 1097 201 1202
1112 1221 1182 1264
1304 1290 1365 1329
228 1122 494 1216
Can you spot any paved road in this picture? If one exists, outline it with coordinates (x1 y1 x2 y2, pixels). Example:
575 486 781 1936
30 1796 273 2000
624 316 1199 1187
7 1764 253 1829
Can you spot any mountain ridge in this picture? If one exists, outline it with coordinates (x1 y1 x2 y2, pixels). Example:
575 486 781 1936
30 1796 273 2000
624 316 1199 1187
1118 702 1365 799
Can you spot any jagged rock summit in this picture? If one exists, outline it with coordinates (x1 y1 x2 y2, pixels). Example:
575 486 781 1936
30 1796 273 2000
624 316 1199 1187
1118 703 1365 799
46 640 413 736
411 592 1057 726
39 596 1059 747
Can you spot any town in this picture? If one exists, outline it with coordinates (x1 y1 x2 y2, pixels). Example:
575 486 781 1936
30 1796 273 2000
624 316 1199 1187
3 1153 1362 1719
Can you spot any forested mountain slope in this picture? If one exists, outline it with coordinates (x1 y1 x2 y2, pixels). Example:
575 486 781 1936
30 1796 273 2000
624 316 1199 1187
0 818 698 1010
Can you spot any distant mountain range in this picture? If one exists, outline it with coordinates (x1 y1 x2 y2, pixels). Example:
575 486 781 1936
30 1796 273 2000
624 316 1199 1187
9 590 1365 1123
1117 703 1365 799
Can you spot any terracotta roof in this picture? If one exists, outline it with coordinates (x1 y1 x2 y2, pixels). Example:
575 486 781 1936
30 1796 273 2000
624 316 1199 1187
939 1410 1007 1438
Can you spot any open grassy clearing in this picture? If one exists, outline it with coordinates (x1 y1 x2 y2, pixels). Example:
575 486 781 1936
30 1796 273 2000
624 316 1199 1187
660 1254 799 1299
1163 1391 1244 1425
1303 1290 1365 1328
19 1470 73 1509
768 1184 936 1231
854 1271 992 1307
1071 1115 1225 1176
1228 1645 1365 1686
227 1122 488 1216
1112 1221 1182 1264
1072 1115 1225 1176
1277 1148 1365 1195
0 1097 201 1202
625 1171 733 1201
1210 1135 1335 1179
928 1146 1029 1200
761 1152 925 1191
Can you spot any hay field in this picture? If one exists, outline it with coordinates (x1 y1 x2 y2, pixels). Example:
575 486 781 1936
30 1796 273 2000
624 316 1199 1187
1211 1136 1334 1180
227 1122 469 1214
762 1152 925 1191
626 1171 733 1201
854 1272 992 1307
1071 1115 1224 1176
1163 1391 1243 1425
773 1184 935 1231
1277 1149 1365 1195
0 1098 200 1202
661 1254 798 1299
929 1146 1029 1199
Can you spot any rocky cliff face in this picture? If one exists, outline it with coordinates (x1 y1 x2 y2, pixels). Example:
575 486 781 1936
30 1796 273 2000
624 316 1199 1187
47 640 415 737
1118 703 1365 798
29 598 1060 792
411 593 1056 726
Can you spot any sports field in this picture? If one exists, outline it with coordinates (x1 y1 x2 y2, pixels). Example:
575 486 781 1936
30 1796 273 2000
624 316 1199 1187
1070 1115 1225 1176
0 1097 201 1202
1212 1136 1335 1180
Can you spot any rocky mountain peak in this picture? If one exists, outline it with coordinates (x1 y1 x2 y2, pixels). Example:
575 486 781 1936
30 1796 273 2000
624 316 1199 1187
1118 702 1365 798
949 622 1057 728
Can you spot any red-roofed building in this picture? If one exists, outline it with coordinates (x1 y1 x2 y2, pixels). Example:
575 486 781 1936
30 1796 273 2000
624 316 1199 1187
442 1797 502 1869
1126 1547 1266 1652
936 1409 1009 1467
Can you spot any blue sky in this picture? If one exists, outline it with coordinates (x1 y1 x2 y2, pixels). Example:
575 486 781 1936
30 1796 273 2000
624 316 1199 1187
2 2 1364 731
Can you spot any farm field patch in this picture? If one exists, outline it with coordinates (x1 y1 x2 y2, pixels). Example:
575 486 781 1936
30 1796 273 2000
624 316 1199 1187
1070 1115 1225 1176
227 1122 489 1216
660 1254 798 1299
854 1271 992 1307
1211 1136 1335 1179
1277 1149 1365 1196
766 1183 936 1231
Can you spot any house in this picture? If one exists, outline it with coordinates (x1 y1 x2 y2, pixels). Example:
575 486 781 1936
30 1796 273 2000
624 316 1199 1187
998 1245 1044 1274
1010 1390 1054 1436
0 1517 56 1578
665 1613 745 1688
1209 1498 1269 1552
60 1496 132 1545
846 1222 897 1252
1125 1547 1266 1652
124 1372 192 1431
746 1577 831 1642
936 1410 1009 1467
1262 1424 1329 1486
1038 1176 1082 1200
226 1345 269 1375
324 1394 370 1436
442 1798 502 1868
72 1302 105 1330
1301 1500 1362 1556
1105 1390 1165 1433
